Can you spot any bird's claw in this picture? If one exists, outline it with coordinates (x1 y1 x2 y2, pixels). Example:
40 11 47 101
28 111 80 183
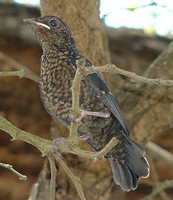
76 109 111 123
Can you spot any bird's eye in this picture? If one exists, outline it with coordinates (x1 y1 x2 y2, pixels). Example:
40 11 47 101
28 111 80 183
49 19 59 28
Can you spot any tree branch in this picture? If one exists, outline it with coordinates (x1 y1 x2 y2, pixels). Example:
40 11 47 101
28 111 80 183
83 64 173 86
0 52 40 82
69 137 118 159
48 157 56 200
0 162 27 180
68 65 83 141
54 155 86 200
1 52 172 86
146 142 173 165
0 116 51 156
0 69 40 83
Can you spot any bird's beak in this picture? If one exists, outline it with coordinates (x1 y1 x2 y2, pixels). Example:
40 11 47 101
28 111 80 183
23 18 50 30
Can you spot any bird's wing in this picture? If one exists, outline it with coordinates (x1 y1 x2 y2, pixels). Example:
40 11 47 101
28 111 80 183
74 56 129 134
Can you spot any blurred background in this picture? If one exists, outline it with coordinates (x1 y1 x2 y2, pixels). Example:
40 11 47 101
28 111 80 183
0 0 173 200
12 0 173 37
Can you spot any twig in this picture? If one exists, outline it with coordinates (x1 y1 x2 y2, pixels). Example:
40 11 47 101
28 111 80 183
142 179 173 200
68 63 83 141
146 142 173 165
57 136 118 159
27 183 39 200
0 51 40 82
83 64 173 86
0 69 40 83
54 155 86 200
0 162 27 180
69 137 118 159
48 157 56 200
0 116 51 156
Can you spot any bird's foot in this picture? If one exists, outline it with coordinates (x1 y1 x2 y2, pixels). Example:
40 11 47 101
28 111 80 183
76 109 111 123
77 131 90 140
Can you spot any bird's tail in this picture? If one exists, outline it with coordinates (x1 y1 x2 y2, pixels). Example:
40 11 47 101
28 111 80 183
109 138 149 191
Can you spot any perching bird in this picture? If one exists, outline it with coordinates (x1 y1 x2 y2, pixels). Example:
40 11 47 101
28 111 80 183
24 15 149 191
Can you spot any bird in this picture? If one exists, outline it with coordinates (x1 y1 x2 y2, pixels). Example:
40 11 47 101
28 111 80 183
24 15 150 191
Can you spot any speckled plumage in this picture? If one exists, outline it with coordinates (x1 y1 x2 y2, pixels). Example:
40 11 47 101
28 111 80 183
24 16 149 191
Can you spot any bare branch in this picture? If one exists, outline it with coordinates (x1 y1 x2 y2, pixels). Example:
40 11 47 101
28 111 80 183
146 142 173 165
70 137 118 159
0 69 40 83
0 162 27 180
0 52 40 82
54 155 86 200
68 63 83 141
83 64 173 86
0 116 51 156
48 157 56 200
27 183 39 200
1 52 173 87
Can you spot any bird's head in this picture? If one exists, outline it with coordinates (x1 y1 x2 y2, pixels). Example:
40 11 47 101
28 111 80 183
24 16 76 52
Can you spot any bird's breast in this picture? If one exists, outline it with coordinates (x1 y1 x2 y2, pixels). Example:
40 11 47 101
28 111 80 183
39 54 75 125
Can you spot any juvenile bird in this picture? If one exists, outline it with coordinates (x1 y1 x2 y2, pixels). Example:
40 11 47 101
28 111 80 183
24 16 149 191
